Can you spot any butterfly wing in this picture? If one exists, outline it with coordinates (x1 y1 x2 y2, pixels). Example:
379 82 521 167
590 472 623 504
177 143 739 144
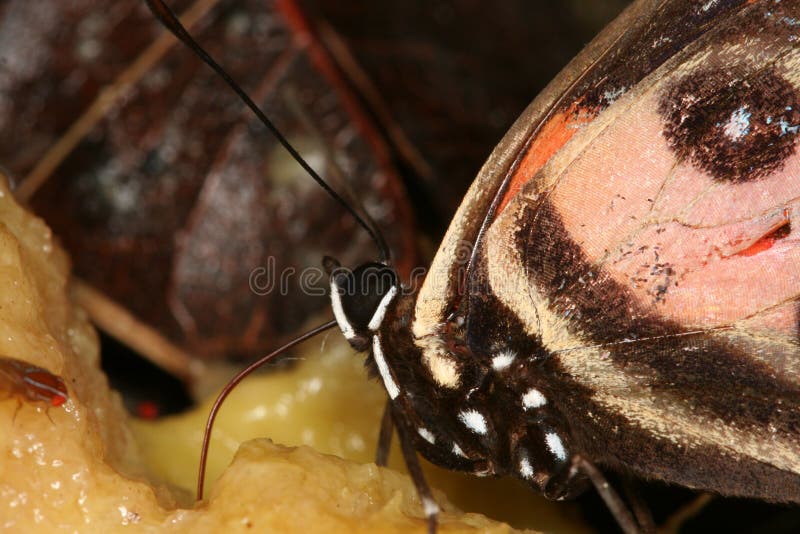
417 0 800 500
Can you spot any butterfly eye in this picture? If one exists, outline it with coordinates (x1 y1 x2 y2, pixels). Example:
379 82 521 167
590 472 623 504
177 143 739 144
332 262 398 332
658 65 800 183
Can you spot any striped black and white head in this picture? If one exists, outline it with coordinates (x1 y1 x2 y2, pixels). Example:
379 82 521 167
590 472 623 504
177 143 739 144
325 257 399 353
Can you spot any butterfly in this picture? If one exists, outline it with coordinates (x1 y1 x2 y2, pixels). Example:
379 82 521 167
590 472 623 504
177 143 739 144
146 0 800 532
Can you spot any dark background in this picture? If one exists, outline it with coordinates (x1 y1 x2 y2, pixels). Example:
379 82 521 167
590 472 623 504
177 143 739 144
3 0 800 532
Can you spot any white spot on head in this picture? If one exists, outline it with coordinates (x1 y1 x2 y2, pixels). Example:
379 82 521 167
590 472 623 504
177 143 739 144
545 432 567 462
422 348 460 388
372 336 400 399
422 496 440 518
491 350 516 371
451 442 467 458
330 279 356 341
518 451 534 480
417 427 435 444
458 410 488 435
367 285 398 331
522 388 547 409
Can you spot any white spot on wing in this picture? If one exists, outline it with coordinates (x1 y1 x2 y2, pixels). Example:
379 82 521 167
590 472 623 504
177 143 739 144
367 285 398 331
545 432 567 462
372 336 400 399
451 442 467 458
458 410 488 435
330 279 356 340
417 427 435 444
723 106 751 141
491 350 516 371
522 388 547 409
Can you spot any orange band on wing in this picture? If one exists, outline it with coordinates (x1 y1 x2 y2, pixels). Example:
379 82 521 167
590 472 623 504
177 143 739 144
497 104 594 216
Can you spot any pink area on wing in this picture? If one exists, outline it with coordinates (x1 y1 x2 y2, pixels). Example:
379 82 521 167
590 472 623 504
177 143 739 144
551 91 800 333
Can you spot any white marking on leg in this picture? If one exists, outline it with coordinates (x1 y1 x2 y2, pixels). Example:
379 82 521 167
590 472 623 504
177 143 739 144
372 335 400 399
451 442 467 458
473 467 492 477
518 450 534 480
417 427 435 444
522 388 547 409
491 350 516 371
367 285 398 331
330 279 356 341
422 496 440 518
545 432 567 462
458 409 488 435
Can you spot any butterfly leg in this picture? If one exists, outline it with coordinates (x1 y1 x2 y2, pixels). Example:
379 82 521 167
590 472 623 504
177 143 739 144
621 475 656 533
12 398 22 423
375 400 393 466
393 406 438 534
43 406 56 425
572 454 641 534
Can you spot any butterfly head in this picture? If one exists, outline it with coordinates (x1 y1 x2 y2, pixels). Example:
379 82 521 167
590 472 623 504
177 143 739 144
325 256 400 352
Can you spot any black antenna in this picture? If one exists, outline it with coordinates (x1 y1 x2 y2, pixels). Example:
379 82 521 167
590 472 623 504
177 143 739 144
145 0 390 262
196 319 338 500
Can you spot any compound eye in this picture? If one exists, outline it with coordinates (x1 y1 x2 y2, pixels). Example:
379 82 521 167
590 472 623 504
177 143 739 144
332 263 398 332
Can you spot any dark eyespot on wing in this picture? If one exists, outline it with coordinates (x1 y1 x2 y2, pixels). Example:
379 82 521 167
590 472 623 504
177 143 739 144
572 0 749 114
658 65 800 183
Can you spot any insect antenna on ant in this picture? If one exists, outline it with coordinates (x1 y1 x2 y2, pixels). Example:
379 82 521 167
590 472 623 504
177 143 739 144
143 0 397 504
